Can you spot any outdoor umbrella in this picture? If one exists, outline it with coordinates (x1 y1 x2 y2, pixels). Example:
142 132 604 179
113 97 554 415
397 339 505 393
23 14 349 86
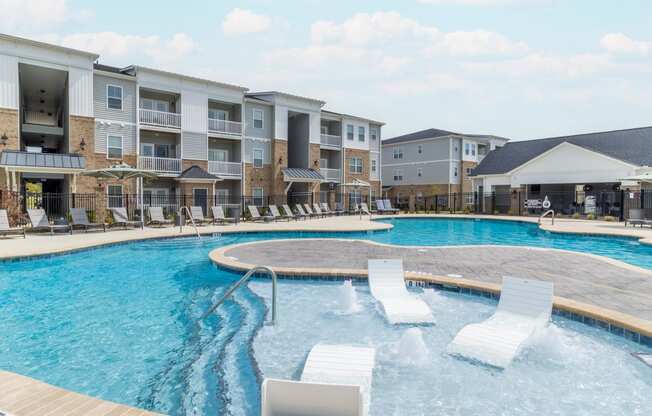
82 162 158 229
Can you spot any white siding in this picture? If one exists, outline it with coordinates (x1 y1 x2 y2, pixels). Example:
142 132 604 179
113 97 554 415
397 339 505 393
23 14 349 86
93 74 136 123
182 131 208 160
181 90 208 133
244 137 271 164
308 111 321 144
95 123 136 155
274 105 288 140
0 53 19 109
342 117 369 151
69 67 94 117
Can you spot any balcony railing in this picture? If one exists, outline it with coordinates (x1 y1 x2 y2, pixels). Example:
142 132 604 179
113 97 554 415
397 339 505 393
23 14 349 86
137 156 182 174
208 118 242 135
321 168 341 182
208 160 242 177
320 134 342 149
139 108 181 129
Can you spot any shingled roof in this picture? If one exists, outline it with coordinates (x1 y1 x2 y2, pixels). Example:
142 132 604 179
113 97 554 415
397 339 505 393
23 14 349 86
473 126 652 176
382 128 459 145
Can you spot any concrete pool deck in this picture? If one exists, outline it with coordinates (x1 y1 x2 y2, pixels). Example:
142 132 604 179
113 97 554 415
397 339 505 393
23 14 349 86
209 238 652 339
0 213 650 260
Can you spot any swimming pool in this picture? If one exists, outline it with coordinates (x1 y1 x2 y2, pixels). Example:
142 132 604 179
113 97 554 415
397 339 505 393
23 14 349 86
374 217 652 269
0 223 651 415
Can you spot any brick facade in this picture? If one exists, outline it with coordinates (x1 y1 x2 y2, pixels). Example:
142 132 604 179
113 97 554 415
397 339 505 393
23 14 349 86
244 163 273 197
344 148 370 185
270 139 287 196
0 108 19 188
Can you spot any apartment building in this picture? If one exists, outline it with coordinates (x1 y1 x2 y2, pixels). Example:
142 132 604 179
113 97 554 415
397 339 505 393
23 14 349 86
0 34 382 215
381 128 508 202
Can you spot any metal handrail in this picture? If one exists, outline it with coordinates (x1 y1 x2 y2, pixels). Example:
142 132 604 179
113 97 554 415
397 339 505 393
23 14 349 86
179 206 201 238
539 209 555 225
202 266 278 324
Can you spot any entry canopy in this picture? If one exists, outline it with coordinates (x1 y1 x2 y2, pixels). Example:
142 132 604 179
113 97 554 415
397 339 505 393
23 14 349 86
619 172 652 184
282 168 324 183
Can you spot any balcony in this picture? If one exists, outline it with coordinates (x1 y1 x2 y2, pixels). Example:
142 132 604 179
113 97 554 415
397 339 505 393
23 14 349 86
137 156 182 175
320 134 342 150
139 108 181 129
208 160 242 178
320 168 341 183
208 119 242 136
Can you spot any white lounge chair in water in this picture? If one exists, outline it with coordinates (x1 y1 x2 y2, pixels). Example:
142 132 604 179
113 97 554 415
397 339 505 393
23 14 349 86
447 276 554 368
261 344 376 416
367 259 435 325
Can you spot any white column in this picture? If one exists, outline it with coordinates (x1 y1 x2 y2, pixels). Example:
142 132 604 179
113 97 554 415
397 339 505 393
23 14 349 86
10 170 17 192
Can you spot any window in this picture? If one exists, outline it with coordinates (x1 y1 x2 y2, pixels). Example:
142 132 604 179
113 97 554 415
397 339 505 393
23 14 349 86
370 128 378 141
471 144 476 156
417 144 423 154
465 193 474 205
144 188 169 207
454 167 458 177
253 109 264 129
107 185 123 208
208 109 228 120
215 189 230 205
349 157 363 174
107 135 123 159
209 149 228 162
358 126 365 142
466 167 471 175
393 169 403 181
252 187 264 206
193 188 208 214
107 85 123 110
141 98 169 112
141 143 154 157
393 146 403 159
349 191 361 209
320 158 328 169
253 148 263 168
464 143 470 156
417 168 423 177
371 159 377 174
346 125 354 140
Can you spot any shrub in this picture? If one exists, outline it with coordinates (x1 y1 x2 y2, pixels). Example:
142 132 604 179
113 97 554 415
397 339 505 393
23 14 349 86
603 215 616 222
463 206 471 214
507 209 515 216
493 210 500 215
586 213 596 220
572 212 580 219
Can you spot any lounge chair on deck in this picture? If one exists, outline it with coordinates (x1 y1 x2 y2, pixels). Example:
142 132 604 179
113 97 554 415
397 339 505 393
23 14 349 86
313 203 330 217
321 202 337 216
110 207 142 229
334 202 346 215
27 209 71 234
189 206 211 226
447 276 554 368
359 203 372 215
367 259 435 325
282 204 304 221
147 206 174 227
295 204 316 219
304 203 321 218
248 205 272 222
70 208 106 232
625 209 652 228
0 209 25 238
382 199 400 214
211 206 235 225
269 205 291 221
261 344 376 416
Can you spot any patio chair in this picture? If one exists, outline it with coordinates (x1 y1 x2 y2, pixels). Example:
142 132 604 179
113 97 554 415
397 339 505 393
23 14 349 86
248 205 272 222
211 206 235 225
283 204 305 220
147 206 174 227
190 206 212 226
261 344 376 416
0 209 25 238
334 202 346 215
312 203 330 217
359 202 372 215
382 199 400 214
269 205 291 221
110 207 142 229
625 209 652 227
367 259 435 325
70 208 106 232
303 203 321 218
448 276 553 368
320 202 336 216
295 204 316 219
27 209 71 234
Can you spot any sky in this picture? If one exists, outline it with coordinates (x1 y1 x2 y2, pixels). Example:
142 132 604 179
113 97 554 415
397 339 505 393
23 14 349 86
3 0 652 141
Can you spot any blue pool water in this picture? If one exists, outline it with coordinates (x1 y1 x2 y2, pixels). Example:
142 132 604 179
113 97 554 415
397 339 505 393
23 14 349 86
0 221 651 415
373 218 652 269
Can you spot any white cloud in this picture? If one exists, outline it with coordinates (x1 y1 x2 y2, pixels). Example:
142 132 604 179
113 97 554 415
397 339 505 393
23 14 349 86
222 8 271 35
600 33 650 56
382 73 467 95
417 0 553 6
1 0 93 31
56 32 197 64
426 30 528 56
464 52 612 78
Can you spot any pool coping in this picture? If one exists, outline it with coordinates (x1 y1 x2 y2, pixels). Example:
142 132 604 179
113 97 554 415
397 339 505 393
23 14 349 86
209 239 652 345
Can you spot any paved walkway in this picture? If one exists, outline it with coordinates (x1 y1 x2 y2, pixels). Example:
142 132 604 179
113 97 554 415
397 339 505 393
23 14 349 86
219 239 652 322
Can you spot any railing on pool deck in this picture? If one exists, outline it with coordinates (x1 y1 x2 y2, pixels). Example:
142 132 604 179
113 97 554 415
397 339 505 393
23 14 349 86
202 265 278 325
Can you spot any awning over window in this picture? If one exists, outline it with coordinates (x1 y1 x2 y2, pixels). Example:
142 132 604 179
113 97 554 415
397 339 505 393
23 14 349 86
282 168 325 183
0 150 86 173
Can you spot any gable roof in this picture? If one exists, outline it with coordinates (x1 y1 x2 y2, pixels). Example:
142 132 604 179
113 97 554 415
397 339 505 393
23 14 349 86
176 165 218 181
473 126 652 176
383 128 459 145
